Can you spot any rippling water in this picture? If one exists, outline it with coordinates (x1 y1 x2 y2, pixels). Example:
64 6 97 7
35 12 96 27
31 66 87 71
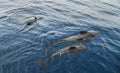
0 0 120 73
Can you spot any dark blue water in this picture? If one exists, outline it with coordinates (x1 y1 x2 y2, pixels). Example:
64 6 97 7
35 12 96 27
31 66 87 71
0 0 120 73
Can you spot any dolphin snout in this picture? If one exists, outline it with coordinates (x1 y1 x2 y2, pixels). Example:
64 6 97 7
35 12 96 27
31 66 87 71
96 31 99 35
81 45 86 50
91 31 99 37
78 44 86 50
95 31 100 36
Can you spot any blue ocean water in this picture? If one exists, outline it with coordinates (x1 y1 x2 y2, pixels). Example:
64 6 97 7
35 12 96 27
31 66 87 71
0 0 120 73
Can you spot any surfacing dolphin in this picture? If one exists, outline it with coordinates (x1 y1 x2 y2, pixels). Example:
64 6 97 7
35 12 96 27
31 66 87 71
37 44 86 69
48 44 86 59
18 17 43 32
57 30 99 44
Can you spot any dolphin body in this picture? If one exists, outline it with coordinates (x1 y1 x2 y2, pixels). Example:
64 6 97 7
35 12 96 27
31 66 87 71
57 30 99 43
49 44 86 59
25 17 37 25
19 17 43 31
18 17 38 31
38 44 86 69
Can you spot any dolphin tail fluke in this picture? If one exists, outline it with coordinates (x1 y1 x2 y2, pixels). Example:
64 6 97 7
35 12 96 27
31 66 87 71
44 39 67 54
37 57 53 70
44 38 60 54
37 59 46 70
45 39 51 54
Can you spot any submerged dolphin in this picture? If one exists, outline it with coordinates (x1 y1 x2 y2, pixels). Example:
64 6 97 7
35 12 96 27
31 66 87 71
38 44 86 69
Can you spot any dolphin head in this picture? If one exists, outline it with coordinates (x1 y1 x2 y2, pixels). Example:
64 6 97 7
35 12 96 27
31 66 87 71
87 31 99 38
75 45 86 51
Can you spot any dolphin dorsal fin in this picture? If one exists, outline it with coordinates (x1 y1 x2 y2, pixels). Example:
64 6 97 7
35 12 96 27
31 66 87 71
80 31 88 34
69 46 76 50
34 17 37 19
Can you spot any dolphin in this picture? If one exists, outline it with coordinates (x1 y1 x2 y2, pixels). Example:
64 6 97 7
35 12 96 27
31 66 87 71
37 44 86 69
18 17 38 31
57 30 99 44
19 17 37 31
48 44 86 59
